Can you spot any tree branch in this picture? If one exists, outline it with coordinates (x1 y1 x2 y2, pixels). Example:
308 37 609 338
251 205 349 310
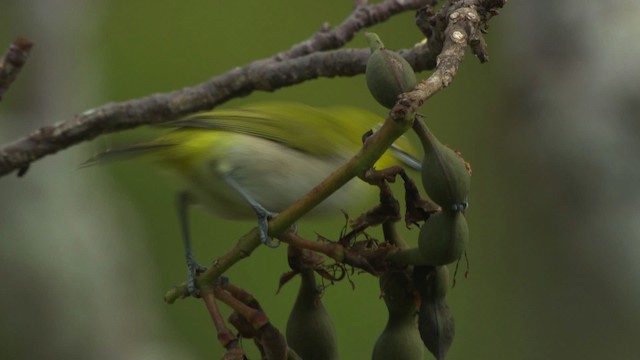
275 0 428 61
402 1 496 112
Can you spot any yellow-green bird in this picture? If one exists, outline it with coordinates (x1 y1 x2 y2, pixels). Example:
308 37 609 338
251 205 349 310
86 102 420 294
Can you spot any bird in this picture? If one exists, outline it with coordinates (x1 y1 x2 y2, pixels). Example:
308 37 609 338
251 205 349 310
84 102 421 294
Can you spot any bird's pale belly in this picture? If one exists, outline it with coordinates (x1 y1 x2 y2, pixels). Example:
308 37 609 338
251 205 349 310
167 134 371 220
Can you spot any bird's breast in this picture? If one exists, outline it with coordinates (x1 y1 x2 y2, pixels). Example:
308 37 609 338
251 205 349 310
163 133 370 220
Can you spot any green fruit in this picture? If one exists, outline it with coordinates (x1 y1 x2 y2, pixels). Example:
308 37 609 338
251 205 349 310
414 266 454 360
372 316 425 360
365 32 417 109
419 298 455 360
372 269 424 360
286 269 339 360
417 119 470 209
418 211 468 265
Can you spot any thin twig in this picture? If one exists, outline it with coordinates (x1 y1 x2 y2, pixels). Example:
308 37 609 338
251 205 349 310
201 291 241 350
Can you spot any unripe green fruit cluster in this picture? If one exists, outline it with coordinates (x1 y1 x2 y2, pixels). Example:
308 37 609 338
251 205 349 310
365 32 417 109
361 32 468 358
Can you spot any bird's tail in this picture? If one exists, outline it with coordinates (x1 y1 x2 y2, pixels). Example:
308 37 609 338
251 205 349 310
80 143 175 168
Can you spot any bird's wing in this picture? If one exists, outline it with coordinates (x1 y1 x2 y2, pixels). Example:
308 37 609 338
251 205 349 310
159 102 357 157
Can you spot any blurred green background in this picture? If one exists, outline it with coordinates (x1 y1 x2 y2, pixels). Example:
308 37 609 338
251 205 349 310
1 1 639 359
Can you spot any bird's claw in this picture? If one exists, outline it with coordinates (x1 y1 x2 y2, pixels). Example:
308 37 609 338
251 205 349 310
258 211 280 248
186 256 207 297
